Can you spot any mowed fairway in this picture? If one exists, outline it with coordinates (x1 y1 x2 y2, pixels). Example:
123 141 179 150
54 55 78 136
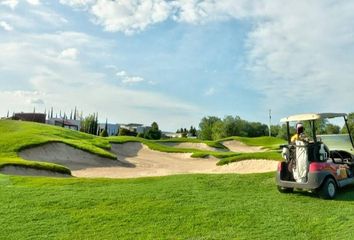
1 173 354 240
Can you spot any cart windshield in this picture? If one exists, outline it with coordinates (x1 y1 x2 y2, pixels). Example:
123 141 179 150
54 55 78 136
319 134 354 154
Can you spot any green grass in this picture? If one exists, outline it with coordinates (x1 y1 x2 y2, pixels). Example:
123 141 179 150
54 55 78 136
1 173 354 239
0 120 116 173
217 151 283 165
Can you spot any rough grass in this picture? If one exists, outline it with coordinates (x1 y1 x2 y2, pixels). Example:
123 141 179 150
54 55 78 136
217 151 283 165
1 173 354 239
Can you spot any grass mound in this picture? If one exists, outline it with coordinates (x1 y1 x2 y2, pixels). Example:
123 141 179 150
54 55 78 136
0 120 116 174
1 173 354 239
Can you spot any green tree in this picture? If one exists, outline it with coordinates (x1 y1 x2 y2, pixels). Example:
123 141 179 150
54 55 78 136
325 124 340 134
118 128 137 137
341 112 354 135
270 125 280 137
198 116 221 140
100 129 108 137
80 114 98 135
144 122 162 140
100 119 109 137
189 126 197 137
211 120 225 140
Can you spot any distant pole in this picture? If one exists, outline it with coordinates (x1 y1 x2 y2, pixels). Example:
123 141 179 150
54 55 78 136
268 109 272 137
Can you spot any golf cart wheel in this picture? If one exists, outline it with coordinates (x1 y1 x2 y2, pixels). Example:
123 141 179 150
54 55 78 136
277 186 293 193
318 178 337 199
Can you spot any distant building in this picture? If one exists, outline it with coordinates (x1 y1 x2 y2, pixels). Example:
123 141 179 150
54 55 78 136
13 113 46 124
120 123 143 133
162 132 183 138
47 118 81 131
98 123 119 136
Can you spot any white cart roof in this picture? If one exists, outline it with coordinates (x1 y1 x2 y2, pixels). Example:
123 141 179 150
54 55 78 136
280 113 347 123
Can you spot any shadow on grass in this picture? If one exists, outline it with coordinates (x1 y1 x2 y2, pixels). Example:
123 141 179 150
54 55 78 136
336 185 354 201
281 185 354 201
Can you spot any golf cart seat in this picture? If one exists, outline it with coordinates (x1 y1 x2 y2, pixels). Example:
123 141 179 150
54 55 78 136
329 150 354 165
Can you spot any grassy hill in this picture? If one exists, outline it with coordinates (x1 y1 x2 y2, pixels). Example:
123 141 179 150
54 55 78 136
0 120 118 174
1 173 354 239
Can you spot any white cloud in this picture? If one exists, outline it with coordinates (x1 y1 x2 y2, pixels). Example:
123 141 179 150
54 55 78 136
59 0 94 7
0 0 18 9
116 70 145 84
26 0 40 5
58 48 79 60
30 9 68 26
90 0 172 34
204 87 215 96
121 76 144 84
0 21 13 31
243 0 354 112
116 70 127 77
59 0 255 34
0 0 40 9
29 98 44 105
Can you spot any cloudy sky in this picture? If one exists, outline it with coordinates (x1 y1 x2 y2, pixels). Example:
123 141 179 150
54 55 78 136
0 0 353 130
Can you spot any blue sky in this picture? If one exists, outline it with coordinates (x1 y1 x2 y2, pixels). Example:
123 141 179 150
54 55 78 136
0 0 353 131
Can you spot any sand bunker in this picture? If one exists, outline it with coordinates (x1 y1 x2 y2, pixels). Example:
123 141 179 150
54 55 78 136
15 142 277 178
19 142 125 171
222 140 264 153
73 142 278 178
0 165 70 177
160 142 226 152
212 160 278 174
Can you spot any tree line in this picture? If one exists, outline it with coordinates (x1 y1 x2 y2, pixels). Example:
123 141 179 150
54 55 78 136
79 112 354 141
197 113 354 141
198 116 268 140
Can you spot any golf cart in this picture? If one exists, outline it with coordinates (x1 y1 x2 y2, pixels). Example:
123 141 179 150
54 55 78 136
276 113 354 199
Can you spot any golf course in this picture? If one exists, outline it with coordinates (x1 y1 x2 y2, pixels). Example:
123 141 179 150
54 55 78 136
1 120 354 239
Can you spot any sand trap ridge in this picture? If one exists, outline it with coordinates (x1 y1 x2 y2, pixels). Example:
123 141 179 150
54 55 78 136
222 140 265 153
160 142 227 152
19 142 126 171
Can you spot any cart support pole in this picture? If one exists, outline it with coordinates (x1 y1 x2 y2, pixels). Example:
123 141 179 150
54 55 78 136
286 122 290 144
312 120 317 143
344 116 354 149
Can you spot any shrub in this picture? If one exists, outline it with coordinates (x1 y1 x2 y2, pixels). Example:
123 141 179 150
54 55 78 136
100 129 108 137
